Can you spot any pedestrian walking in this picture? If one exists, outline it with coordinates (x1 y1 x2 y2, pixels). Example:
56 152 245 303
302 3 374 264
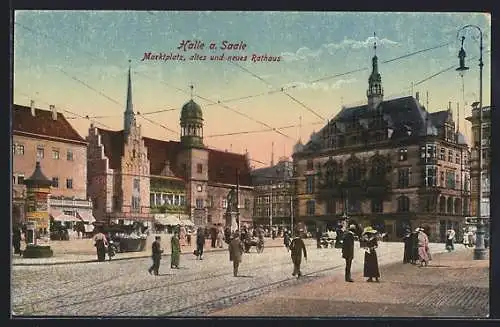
342 224 356 282
410 228 419 264
148 236 163 275
362 227 380 282
228 231 244 277
12 226 21 255
445 229 455 252
216 227 224 248
186 229 192 247
289 229 307 278
417 228 430 267
402 228 412 264
196 227 205 260
171 231 181 269
316 228 322 249
283 230 291 251
93 229 108 262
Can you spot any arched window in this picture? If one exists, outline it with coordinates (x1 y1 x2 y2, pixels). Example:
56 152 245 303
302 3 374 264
371 157 386 180
397 196 410 212
447 197 454 214
306 200 315 216
324 159 338 186
439 196 446 213
463 200 469 215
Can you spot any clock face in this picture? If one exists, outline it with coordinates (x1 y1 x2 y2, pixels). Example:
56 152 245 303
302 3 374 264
197 185 202 192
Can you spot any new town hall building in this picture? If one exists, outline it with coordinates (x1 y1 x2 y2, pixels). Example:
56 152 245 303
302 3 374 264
292 48 471 242
86 66 254 228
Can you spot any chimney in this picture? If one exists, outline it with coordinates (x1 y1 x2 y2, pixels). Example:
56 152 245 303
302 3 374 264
415 92 420 102
30 100 35 116
50 105 57 120
448 101 452 111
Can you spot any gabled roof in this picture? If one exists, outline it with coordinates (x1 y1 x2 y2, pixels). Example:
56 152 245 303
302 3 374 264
96 128 124 170
95 128 252 185
143 137 183 177
13 104 86 143
208 148 252 186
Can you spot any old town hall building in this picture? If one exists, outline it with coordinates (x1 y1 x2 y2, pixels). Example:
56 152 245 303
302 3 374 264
292 43 471 242
87 66 254 228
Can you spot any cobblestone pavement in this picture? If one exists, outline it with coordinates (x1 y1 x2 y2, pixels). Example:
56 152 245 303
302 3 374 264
11 242 452 317
210 248 489 317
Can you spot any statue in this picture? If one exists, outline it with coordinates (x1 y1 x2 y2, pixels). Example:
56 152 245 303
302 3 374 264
226 187 238 213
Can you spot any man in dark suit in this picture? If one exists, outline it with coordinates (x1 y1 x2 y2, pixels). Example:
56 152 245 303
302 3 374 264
342 224 356 282
148 236 163 276
290 229 308 278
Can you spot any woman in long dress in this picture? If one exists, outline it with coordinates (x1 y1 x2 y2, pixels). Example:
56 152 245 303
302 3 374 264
402 229 412 264
171 230 181 269
362 227 380 282
417 228 430 267
93 229 108 262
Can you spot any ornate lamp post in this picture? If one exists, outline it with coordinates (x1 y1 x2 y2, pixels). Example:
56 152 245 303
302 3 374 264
456 24 487 260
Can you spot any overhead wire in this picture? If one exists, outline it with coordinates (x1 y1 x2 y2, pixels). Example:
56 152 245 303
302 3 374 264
206 121 324 138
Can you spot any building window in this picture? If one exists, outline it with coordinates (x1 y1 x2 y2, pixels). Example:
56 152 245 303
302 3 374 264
446 171 456 189
133 178 140 192
150 194 155 207
196 199 204 209
463 200 469 215
398 168 411 188
222 199 228 208
52 177 59 188
326 199 336 214
197 185 202 192
454 198 462 215
440 171 445 187
306 160 313 170
14 144 25 155
371 199 383 213
439 148 446 160
482 172 490 194
397 196 410 212
131 196 141 212
347 166 361 183
67 150 74 161
66 178 73 189
180 195 186 205
52 149 60 160
455 152 461 164
113 196 120 211
265 196 270 204
207 215 212 223
447 197 453 214
12 175 15 185
36 146 44 160
348 198 361 213
448 150 453 162
425 166 437 187
424 196 436 213
306 176 315 193
439 196 446 213
398 148 408 161
197 163 203 174
265 207 270 216
245 198 250 209
421 144 436 163
17 174 25 185
306 200 315 216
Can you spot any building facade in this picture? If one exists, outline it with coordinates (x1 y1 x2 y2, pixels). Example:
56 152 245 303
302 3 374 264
251 158 294 228
12 102 94 227
87 67 254 228
292 48 471 242
466 104 491 218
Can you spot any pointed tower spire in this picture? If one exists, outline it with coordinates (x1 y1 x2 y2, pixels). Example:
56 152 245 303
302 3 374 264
367 32 383 109
190 84 194 99
456 102 460 133
124 60 135 135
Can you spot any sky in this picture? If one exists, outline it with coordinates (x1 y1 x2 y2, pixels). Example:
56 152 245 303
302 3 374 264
13 11 491 168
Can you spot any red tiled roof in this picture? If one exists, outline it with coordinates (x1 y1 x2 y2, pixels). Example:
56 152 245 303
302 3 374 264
96 128 124 170
207 148 252 186
95 128 251 185
13 104 86 143
143 137 183 177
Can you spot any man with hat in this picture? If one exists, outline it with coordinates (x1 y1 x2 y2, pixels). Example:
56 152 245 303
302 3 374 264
402 228 412 264
289 227 307 278
228 231 244 277
341 224 357 282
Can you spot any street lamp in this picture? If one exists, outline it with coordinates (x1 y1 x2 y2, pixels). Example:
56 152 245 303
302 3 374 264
456 24 487 260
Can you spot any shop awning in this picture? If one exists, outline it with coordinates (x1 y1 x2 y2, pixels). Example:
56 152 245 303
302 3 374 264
77 211 96 223
54 214 81 222
180 219 195 226
154 214 181 226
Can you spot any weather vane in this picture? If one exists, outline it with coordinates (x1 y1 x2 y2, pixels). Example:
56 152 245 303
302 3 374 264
190 84 194 99
373 32 377 55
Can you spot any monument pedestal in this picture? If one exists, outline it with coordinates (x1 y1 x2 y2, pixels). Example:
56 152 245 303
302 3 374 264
225 212 239 233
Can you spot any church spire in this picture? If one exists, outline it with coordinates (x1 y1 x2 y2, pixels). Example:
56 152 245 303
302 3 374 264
124 60 135 136
367 32 383 109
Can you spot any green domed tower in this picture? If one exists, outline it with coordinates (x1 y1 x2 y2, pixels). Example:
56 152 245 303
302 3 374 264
180 97 204 148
